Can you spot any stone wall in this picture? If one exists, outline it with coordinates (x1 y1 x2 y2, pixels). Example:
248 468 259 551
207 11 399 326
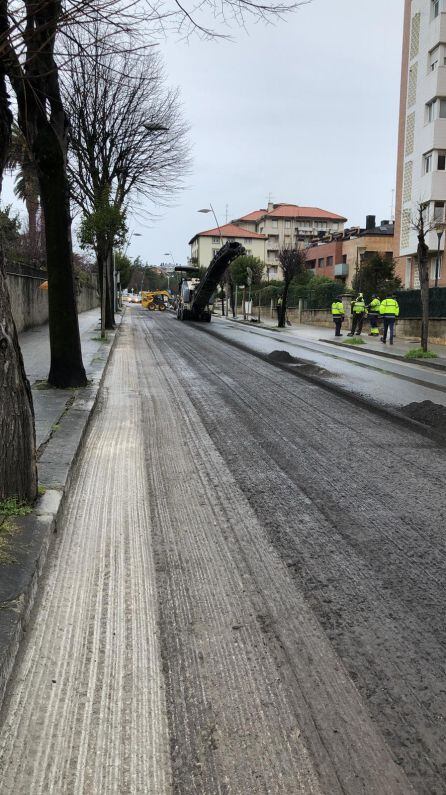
6 264 99 333
298 308 446 344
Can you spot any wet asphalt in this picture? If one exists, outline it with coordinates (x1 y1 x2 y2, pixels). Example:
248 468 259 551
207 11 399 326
149 309 446 794
2 305 446 794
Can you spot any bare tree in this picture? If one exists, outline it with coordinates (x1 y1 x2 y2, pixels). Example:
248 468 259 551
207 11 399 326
0 87 37 500
277 246 306 328
65 33 189 329
413 203 433 353
0 0 308 498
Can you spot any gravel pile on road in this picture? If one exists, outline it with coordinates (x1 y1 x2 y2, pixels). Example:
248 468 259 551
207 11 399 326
402 400 446 430
267 349 333 378
267 350 300 364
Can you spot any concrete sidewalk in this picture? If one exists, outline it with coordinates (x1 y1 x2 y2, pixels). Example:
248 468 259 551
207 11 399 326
20 308 106 448
0 309 122 710
228 315 446 367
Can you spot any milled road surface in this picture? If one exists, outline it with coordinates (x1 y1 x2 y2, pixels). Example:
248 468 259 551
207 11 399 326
2 306 446 793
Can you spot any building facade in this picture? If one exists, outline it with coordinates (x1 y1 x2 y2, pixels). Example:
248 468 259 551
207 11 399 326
305 216 395 287
396 0 446 287
233 203 347 279
189 223 267 269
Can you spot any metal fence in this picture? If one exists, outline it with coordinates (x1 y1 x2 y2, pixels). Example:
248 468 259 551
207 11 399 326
396 287 446 318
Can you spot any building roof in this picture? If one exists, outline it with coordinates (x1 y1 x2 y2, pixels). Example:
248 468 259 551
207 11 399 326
265 204 347 221
235 209 267 222
189 223 267 245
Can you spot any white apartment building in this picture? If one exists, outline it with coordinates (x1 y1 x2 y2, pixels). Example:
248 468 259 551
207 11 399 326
189 223 267 269
396 0 446 287
233 203 347 279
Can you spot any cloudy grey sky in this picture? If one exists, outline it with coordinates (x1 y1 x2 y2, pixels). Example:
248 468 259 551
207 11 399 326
3 0 404 267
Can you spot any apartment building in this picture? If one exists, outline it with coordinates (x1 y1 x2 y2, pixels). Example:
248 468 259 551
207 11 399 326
233 203 347 279
189 223 267 269
395 0 446 287
305 216 395 287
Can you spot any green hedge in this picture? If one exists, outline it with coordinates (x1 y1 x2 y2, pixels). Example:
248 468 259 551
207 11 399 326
256 278 351 310
395 287 446 318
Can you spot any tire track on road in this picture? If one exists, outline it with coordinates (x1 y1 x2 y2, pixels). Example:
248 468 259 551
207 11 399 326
142 311 446 794
0 323 171 794
135 310 412 795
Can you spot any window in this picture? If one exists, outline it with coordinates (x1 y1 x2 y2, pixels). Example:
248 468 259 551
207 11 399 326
342 254 347 264
438 151 446 169
271 219 278 228
431 256 442 279
285 220 291 228
432 0 440 19
428 97 446 121
244 238 251 244
326 256 334 267
212 237 220 243
269 266 278 275
434 201 445 221
212 248 219 256
424 152 433 173
427 99 437 121
318 258 324 268
430 45 440 70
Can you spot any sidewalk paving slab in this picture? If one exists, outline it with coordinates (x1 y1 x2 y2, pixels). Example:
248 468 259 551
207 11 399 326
324 338 446 371
0 310 123 709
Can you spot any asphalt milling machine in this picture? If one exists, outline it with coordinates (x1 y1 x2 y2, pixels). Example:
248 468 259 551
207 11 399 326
175 241 245 322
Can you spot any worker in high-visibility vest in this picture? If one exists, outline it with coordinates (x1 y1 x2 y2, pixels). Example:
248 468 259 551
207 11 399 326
380 294 400 345
347 293 366 337
367 295 381 336
331 297 345 337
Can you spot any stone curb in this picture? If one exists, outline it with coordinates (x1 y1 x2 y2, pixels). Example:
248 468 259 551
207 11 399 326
322 339 446 372
198 323 446 447
0 316 123 710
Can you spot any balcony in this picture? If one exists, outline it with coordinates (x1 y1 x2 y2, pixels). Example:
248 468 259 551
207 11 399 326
428 13 446 54
334 262 349 277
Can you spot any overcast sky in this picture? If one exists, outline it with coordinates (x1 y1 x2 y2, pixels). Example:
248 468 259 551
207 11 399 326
2 0 404 268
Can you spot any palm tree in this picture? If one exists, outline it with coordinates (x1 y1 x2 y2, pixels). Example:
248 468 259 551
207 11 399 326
6 124 40 247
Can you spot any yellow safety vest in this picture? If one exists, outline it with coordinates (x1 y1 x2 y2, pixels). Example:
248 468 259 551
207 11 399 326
332 301 344 316
353 299 366 313
379 298 399 317
369 298 381 313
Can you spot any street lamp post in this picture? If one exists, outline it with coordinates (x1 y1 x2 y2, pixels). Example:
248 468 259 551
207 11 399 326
198 204 222 242
435 226 445 287
123 231 142 257
164 252 176 292
198 206 224 316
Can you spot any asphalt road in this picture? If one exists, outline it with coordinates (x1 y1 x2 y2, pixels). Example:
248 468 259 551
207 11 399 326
1 306 445 793
207 316 446 409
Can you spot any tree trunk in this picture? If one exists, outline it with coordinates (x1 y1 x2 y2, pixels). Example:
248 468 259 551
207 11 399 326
0 71 37 500
417 233 430 352
97 243 114 330
0 250 37 501
35 127 87 387
25 190 39 249
278 281 290 328
229 282 235 317
105 247 115 329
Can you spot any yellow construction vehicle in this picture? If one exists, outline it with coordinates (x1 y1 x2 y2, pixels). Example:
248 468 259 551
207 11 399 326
141 290 170 311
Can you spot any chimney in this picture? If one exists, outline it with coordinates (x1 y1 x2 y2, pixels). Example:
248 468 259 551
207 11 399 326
380 219 390 226
267 202 275 212
366 215 376 231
